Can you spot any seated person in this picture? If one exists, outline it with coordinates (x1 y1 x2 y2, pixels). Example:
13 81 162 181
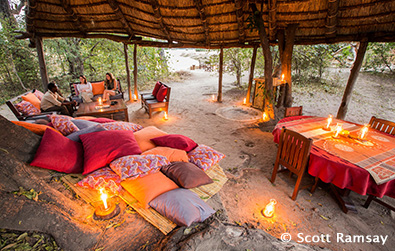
41 82 77 116
76 75 93 102
102 72 119 101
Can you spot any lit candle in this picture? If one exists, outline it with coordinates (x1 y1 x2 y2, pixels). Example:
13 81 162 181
281 74 285 82
212 95 215 101
262 112 268 121
98 97 103 106
326 115 333 129
334 123 342 138
243 98 246 105
99 188 108 210
133 94 137 101
360 125 369 140
164 111 168 121
262 199 277 218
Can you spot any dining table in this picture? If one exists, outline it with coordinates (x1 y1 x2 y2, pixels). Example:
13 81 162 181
272 116 395 213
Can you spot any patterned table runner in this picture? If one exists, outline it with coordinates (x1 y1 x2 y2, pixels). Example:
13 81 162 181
276 117 395 185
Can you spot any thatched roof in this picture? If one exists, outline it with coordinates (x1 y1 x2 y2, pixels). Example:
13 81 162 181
23 0 395 48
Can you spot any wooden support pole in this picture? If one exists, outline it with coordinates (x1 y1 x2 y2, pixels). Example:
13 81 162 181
336 41 368 120
133 44 138 100
35 36 49 91
124 43 132 101
246 46 258 104
282 24 298 107
217 47 223 102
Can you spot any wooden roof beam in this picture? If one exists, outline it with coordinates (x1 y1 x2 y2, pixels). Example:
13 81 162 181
234 0 246 44
193 0 210 46
107 0 135 39
268 0 277 41
325 0 339 38
60 0 87 35
149 0 172 44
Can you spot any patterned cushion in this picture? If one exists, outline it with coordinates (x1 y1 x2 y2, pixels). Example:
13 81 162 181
14 101 41 116
77 167 122 194
51 114 80 136
101 121 143 132
187 145 225 171
33 90 45 100
110 154 169 180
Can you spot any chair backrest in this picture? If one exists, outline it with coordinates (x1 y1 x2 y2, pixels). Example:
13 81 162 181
5 90 36 121
369 116 395 136
69 79 122 95
277 127 312 175
284 106 303 117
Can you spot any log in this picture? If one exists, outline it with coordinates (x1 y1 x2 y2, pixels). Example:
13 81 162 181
336 41 368 120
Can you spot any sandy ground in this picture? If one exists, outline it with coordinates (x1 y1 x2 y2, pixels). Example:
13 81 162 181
1 53 394 251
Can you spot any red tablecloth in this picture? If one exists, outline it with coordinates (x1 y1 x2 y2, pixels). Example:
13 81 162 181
272 116 395 199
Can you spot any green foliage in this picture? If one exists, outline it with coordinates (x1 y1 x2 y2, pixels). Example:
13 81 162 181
0 229 61 250
363 42 395 73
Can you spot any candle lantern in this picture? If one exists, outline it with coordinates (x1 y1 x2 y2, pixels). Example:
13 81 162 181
133 94 137 101
359 125 369 140
333 123 343 139
94 188 120 220
163 111 168 121
262 199 277 218
211 95 216 101
97 97 103 106
323 115 333 131
243 98 247 105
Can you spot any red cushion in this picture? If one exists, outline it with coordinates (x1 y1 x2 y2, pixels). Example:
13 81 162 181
80 130 142 175
88 118 116 123
152 82 162 96
30 129 83 173
155 85 167 102
150 134 198 152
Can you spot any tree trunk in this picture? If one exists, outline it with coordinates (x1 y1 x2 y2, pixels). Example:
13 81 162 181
246 46 257 104
217 48 223 102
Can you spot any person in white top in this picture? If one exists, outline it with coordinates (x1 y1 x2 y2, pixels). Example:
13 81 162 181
76 75 93 102
41 83 77 116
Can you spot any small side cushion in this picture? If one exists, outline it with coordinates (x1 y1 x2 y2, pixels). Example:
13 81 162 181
91 82 105 95
15 101 41 116
155 85 167 102
187 145 225 171
51 114 79 136
12 121 62 136
80 130 142 174
77 167 122 194
22 92 41 110
133 126 168 152
110 154 169 180
152 81 162 96
150 134 197 152
141 146 188 162
161 162 213 189
30 129 83 173
149 188 215 226
121 172 179 209
72 119 98 129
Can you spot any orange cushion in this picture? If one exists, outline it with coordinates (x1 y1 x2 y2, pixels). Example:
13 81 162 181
22 92 41 110
91 82 105 95
121 172 178 208
142 147 188 162
12 121 62 136
133 126 167 152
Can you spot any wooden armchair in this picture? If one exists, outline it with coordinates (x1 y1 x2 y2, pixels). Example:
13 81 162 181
368 116 395 135
284 106 303 117
271 127 313 200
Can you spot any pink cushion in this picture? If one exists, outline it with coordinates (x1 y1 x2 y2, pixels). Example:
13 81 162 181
88 118 116 123
80 130 142 175
187 145 225 171
33 90 45 101
100 121 143 132
155 85 167 102
15 101 41 116
110 154 169 180
30 129 83 173
152 81 162 96
51 114 79 136
151 134 198 152
77 167 122 194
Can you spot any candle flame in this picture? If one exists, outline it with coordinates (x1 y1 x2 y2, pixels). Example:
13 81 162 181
281 74 285 82
99 188 108 210
263 199 277 218
262 112 269 121
133 94 137 101
212 95 215 101
334 123 342 138
164 112 168 120
360 125 369 139
98 97 103 106
326 115 333 129
243 98 246 105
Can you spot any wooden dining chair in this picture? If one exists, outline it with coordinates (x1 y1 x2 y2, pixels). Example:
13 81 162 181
271 127 313 200
368 116 395 136
284 106 303 117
